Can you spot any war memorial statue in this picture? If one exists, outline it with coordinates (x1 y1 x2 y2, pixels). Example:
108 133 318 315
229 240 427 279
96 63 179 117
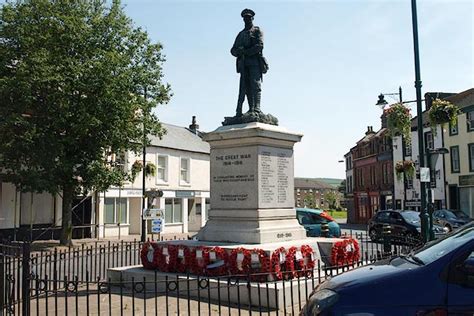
223 9 278 126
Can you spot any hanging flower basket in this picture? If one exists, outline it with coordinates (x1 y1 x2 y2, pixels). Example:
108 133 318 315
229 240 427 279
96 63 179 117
395 160 415 181
130 160 143 180
385 103 412 142
145 163 156 177
428 99 461 134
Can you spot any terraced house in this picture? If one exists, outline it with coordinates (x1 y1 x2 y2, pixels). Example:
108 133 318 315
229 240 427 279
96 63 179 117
443 88 474 218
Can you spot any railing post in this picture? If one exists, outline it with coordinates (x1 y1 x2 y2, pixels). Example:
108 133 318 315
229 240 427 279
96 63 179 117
0 250 4 316
21 242 31 316
382 224 391 255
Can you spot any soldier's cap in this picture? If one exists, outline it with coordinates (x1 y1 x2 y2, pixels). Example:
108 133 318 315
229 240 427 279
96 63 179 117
241 8 255 18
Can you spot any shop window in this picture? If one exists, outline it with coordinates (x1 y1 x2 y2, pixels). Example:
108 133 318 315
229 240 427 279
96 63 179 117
165 198 183 223
180 158 190 184
104 197 127 224
157 155 168 182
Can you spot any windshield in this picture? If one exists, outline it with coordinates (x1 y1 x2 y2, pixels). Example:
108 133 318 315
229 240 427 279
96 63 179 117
400 211 421 224
412 223 474 265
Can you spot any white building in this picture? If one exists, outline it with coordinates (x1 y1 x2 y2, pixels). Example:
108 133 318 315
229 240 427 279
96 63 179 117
0 119 210 240
392 111 447 210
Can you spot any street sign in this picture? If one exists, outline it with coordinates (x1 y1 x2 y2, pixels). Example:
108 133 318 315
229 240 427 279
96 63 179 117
420 167 430 182
143 208 164 220
151 219 163 233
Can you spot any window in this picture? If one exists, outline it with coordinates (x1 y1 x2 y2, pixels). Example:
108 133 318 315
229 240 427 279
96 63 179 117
430 168 436 188
469 144 474 172
406 177 413 189
180 158 190 184
370 166 376 185
425 131 434 151
382 163 389 184
404 139 412 156
450 146 460 173
157 155 168 182
104 197 127 224
449 120 458 135
467 111 474 132
165 198 183 223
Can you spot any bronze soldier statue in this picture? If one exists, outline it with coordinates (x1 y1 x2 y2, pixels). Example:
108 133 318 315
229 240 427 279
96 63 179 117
231 9 268 117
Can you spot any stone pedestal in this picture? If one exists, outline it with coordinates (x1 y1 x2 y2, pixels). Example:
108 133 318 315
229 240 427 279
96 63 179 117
197 122 307 244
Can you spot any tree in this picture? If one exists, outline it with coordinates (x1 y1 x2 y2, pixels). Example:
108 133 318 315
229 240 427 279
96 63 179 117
324 190 339 210
303 194 316 209
0 0 171 245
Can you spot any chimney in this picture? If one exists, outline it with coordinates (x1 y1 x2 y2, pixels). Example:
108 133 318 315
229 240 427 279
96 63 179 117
189 116 199 134
365 126 374 135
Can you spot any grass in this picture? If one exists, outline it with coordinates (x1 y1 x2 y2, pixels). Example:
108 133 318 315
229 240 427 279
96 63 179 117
327 210 347 219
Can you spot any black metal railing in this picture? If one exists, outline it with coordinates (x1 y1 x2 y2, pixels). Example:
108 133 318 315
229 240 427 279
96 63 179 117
1 230 420 315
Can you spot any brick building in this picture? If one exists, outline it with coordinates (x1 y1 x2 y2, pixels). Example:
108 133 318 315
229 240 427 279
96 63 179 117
351 121 394 224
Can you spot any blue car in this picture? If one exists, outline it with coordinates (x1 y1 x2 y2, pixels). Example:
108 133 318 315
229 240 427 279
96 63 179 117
300 222 474 315
296 208 341 238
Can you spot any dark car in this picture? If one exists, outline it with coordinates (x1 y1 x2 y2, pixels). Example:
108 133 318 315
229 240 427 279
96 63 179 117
300 222 474 315
433 209 473 232
368 210 445 243
296 208 341 238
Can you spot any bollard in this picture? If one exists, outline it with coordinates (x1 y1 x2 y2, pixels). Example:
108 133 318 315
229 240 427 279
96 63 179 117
382 224 391 254
321 223 329 238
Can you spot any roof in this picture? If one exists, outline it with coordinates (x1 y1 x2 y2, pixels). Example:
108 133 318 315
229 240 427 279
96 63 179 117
411 88 474 129
294 178 335 190
148 123 210 154
444 88 474 109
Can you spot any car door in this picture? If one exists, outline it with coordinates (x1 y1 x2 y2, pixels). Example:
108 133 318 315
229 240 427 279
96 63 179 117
389 212 405 238
446 241 474 314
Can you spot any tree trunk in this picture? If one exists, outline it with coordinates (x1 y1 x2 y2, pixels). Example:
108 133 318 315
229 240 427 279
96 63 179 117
60 184 74 246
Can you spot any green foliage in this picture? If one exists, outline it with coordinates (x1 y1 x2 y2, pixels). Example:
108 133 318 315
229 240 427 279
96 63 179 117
130 161 143 181
395 160 415 181
0 0 171 243
324 190 339 210
145 162 156 177
385 103 412 143
428 99 461 135
303 194 316 209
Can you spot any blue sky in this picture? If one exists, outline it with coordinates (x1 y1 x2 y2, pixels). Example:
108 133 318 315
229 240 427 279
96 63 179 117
123 0 472 179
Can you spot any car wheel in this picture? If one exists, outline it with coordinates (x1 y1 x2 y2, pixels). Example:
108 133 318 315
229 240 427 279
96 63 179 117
444 224 452 232
369 229 378 241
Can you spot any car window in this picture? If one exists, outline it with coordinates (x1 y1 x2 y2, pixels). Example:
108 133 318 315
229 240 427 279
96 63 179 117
444 210 457 219
433 211 440 217
389 212 403 223
414 225 474 265
376 212 390 222
400 211 421 224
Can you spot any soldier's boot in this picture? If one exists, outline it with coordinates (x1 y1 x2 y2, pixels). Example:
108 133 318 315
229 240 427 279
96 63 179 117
253 92 262 114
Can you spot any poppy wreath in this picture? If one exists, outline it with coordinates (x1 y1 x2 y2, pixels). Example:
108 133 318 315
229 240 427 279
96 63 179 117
271 247 292 280
190 246 210 276
344 238 360 264
330 238 360 266
172 245 191 273
292 245 316 278
204 246 229 276
140 242 160 270
229 247 251 276
155 244 177 272
249 248 271 282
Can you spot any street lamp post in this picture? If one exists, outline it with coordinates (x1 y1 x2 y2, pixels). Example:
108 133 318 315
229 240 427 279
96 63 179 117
426 147 449 240
410 0 430 243
141 88 148 243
